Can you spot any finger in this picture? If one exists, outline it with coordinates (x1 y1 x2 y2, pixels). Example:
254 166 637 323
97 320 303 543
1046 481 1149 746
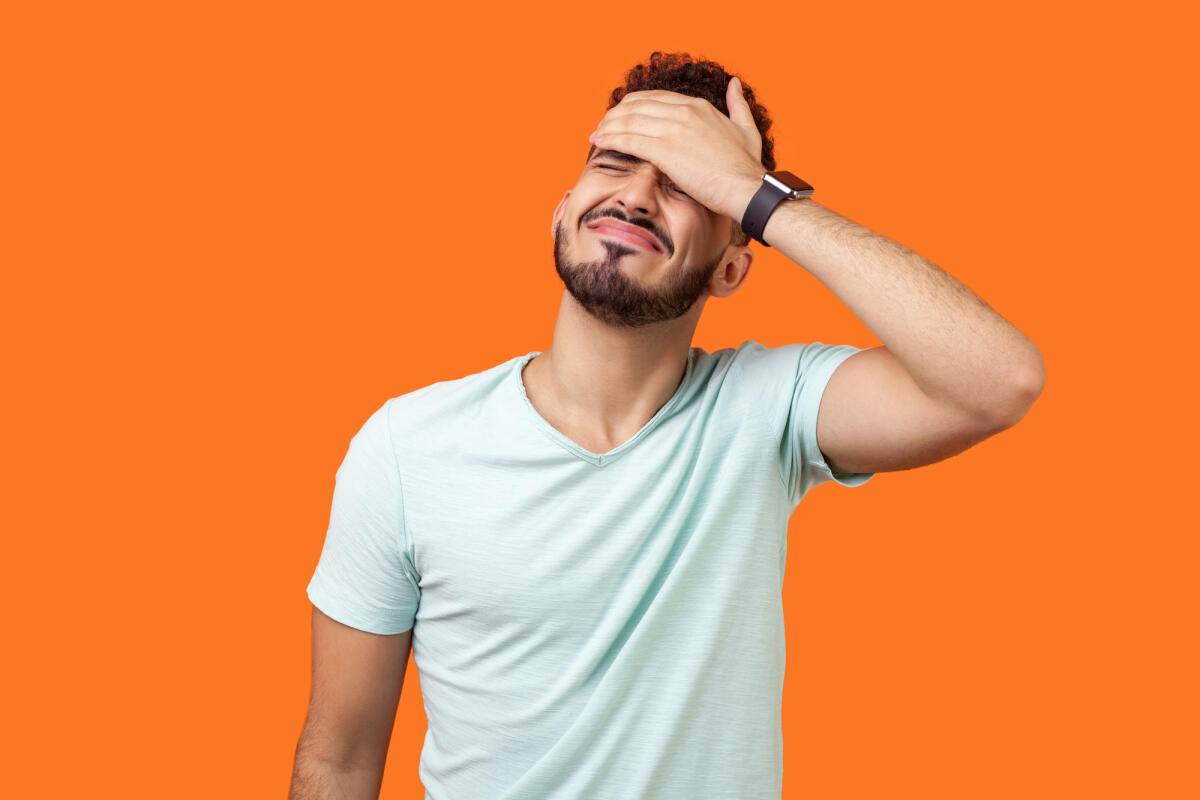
587 131 660 163
598 101 689 129
594 114 677 143
616 89 697 105
726 76 756 130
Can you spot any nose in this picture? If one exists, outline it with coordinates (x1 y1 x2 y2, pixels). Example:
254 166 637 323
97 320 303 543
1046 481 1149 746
612 167 662 217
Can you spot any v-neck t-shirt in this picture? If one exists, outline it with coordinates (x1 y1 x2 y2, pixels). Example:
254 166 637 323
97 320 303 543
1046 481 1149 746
306 339 875 800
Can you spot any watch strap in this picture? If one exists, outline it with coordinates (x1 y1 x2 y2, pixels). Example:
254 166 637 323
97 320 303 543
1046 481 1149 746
741 171 814 248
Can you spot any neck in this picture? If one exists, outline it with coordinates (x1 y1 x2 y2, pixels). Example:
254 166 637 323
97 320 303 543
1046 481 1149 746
522 290 697 446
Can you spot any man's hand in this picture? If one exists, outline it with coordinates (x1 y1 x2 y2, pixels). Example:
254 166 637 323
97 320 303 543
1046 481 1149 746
588 77 765 220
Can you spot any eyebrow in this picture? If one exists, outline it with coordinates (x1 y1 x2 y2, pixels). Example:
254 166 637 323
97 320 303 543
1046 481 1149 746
588 148 649 167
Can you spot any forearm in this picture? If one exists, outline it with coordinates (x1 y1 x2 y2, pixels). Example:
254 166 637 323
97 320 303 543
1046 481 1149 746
288 750 385 800
744 186 1044 423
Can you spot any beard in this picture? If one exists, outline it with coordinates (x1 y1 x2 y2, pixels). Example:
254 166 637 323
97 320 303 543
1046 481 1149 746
552 218 724 328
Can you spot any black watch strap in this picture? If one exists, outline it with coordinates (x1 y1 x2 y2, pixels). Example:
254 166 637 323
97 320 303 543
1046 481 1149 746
740 171 814 248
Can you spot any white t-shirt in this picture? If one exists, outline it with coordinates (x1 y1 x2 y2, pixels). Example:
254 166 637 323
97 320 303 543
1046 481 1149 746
307 339 875 799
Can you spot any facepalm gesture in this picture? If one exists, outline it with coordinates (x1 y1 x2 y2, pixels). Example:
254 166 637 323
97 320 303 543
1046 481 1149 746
587 77 766 221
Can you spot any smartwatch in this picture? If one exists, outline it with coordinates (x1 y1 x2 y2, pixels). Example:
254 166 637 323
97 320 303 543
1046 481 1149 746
740 170 814 248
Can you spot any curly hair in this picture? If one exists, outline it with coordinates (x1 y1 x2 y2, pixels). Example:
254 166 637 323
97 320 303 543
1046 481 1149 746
585 51 776 248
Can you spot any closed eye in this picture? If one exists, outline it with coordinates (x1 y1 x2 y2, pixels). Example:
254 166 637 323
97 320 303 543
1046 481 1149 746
594 164 690 198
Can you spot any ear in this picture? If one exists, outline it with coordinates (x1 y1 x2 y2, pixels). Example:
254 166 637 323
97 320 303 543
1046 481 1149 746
551 191 570 239
707 245 754 299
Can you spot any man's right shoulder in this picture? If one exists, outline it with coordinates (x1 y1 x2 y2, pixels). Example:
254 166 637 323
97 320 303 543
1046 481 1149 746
384 354 520 429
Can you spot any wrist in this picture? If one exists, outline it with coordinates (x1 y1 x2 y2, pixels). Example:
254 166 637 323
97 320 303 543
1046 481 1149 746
736 169 817 247
723 172 765 222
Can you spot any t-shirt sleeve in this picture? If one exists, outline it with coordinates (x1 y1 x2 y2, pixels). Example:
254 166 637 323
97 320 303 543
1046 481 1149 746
734 339 876 508
306 399 421 635
785 342 876 504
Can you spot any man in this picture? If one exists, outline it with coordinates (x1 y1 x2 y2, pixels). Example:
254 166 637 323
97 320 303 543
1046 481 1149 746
290 52 1044 800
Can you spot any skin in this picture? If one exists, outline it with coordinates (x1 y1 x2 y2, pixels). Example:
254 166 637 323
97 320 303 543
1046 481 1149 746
522 143 757 455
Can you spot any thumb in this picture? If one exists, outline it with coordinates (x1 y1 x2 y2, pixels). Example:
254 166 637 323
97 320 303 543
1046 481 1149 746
726 76 755 129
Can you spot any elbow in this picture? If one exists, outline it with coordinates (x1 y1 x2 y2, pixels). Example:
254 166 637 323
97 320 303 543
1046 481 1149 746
988 360 1046 430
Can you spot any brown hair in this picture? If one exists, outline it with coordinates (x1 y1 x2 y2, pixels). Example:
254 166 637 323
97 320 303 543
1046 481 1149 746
585 51 777 247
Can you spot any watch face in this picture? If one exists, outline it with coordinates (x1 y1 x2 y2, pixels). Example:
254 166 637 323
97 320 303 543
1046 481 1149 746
769 170 814 197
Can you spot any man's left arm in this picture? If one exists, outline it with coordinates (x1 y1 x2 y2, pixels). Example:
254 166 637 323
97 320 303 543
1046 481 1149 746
731 185 1046 476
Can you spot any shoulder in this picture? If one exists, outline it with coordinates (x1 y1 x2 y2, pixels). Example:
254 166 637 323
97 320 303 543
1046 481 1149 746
384 354 521 429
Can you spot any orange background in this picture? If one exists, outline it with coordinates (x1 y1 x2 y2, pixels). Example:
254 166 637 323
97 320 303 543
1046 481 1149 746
4 1 1196 798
